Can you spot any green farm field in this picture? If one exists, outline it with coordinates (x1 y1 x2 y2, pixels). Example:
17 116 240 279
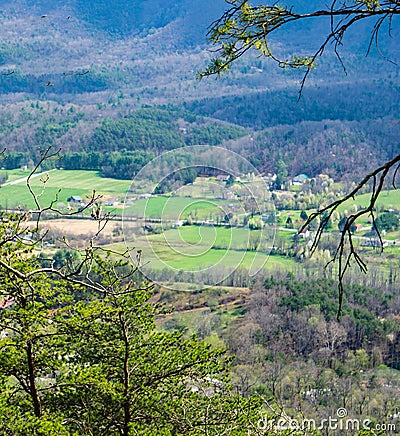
111 221 292 274
336 189 399 214
124 196 235 220
0 169 33 182
0 169 131 209
325 189 400 230
146 225 274 251
129 242 294 273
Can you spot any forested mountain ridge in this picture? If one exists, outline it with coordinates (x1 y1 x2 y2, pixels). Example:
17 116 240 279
0 0 397 102
6 0 225 40
0 1 398 182
2 100 398 182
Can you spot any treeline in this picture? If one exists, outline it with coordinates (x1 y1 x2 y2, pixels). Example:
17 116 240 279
3 150 154 180
4 101 398 184
63 150 155 179
1 107 247 179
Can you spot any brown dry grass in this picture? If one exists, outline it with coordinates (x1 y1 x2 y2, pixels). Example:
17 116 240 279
31 218 121 237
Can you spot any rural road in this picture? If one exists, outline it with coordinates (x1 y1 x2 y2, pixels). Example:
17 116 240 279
0 168 57 187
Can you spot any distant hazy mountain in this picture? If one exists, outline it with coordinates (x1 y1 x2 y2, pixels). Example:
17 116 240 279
1 0 398 66
75 0 226 40
0 0 397 107
1 0 226 43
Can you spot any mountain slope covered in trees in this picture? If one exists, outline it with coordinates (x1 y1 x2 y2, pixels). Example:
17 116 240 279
0 0 397 101
0 1 397 182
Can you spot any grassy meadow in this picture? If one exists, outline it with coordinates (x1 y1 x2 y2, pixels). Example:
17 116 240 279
123 196 234 220
114 219 293 275
147 225 254 250
335 189 400 216
0 169 131 209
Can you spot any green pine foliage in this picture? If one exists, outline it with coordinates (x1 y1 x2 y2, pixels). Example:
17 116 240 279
0 212 263 435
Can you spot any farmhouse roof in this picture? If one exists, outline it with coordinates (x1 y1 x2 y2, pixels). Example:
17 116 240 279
67 195 83 202
216 174 230 181
293 174 309 183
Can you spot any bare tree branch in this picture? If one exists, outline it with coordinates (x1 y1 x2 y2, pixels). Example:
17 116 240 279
201 1 400 94
203 0 400 318
300 153 400 318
